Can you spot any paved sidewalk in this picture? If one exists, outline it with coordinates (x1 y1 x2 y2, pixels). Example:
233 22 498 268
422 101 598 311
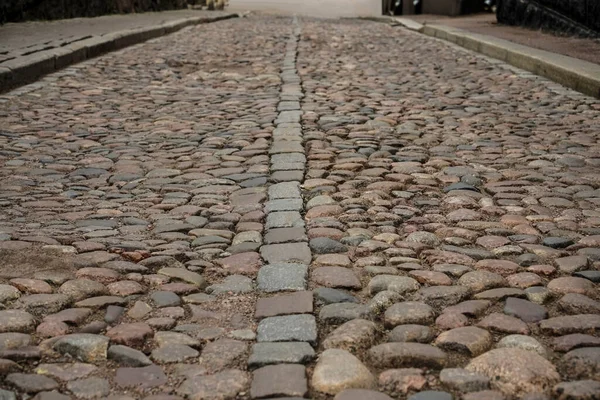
0 14 599 400
0 10 231 64
228 0 380 18
406 13 600 65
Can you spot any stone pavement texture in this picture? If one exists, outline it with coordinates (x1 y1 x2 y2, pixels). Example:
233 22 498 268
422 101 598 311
0 13 599 400
0 10 231 62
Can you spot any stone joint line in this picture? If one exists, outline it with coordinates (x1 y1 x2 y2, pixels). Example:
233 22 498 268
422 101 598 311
251 18 314 399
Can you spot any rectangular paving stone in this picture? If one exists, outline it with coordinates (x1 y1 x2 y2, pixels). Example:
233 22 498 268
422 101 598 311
248 342 315 369
270 171 305 183
264 227 307 244
272 153 306 164
260 243 312 265
270 142 304 155
265 199 303 213
268 182 301 200
257 263 308 292
255 291 313 318
271 134 302 142
281 84 302 95
265 211 304 230
275 110 301 124
273 127 301 137
257 314 317 344
273 128 302 141
250 364 308 399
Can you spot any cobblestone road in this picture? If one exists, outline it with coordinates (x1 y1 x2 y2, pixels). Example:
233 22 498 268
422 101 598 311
0 15 599 400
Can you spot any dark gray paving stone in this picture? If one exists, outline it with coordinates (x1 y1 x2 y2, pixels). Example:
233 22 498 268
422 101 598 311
261 243 312 264
150 291 181 308
268 182 301 199
313 288 358 305
257 315 317 345
319 303 372 325
248 342 315 368
408 391 453 400
257 263 307 292
265 199 303 213
504 297 548 322
309 237 348 254
250 364 307 398
108 345 152 367
265 212 304 229
255 291 313 318
264 227 307 244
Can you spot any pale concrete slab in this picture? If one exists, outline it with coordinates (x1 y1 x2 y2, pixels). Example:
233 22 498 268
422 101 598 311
229 0 381 18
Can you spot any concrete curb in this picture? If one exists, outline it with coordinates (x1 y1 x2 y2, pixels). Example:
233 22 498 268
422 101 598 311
394 17 424 32
0 13 239 93
393 19 600 99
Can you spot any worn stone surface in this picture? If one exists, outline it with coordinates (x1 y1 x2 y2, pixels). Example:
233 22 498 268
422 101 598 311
388 325 433 343
466 348 560 395
5 373 59 393
319 303 372 325
497 335 547 357
334 389 393 400
177 369 249 399
552 380 600 400
34 363 97 382
439 368 490 392
0 310 36 333
53 334 109 362
377 368 427 395
255 291 313 318
108 345 153 367
367 343 447 369
0 13 598 400
312 349 376 395
199 339 247 372
562 347 600 380
66 377 110 399
435 326 493 356
323 319 377 353
251 364 307 398
384 302 435 328
257 314 317 345
257 263 307 292
114 365 168 389
248 342 315 368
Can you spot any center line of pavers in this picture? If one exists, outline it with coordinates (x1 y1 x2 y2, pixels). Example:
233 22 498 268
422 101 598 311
249 17 315 399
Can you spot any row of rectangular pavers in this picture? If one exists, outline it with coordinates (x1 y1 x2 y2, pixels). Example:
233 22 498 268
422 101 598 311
249 21 315 400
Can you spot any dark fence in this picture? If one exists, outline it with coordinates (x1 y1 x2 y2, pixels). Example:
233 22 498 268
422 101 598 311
0 0 187 23
497 0 600 37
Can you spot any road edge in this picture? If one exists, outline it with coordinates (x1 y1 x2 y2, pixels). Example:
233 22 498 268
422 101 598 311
390 17 600 99
0 13 240 94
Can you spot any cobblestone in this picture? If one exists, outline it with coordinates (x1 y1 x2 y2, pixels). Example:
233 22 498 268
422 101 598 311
0 12 598 400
